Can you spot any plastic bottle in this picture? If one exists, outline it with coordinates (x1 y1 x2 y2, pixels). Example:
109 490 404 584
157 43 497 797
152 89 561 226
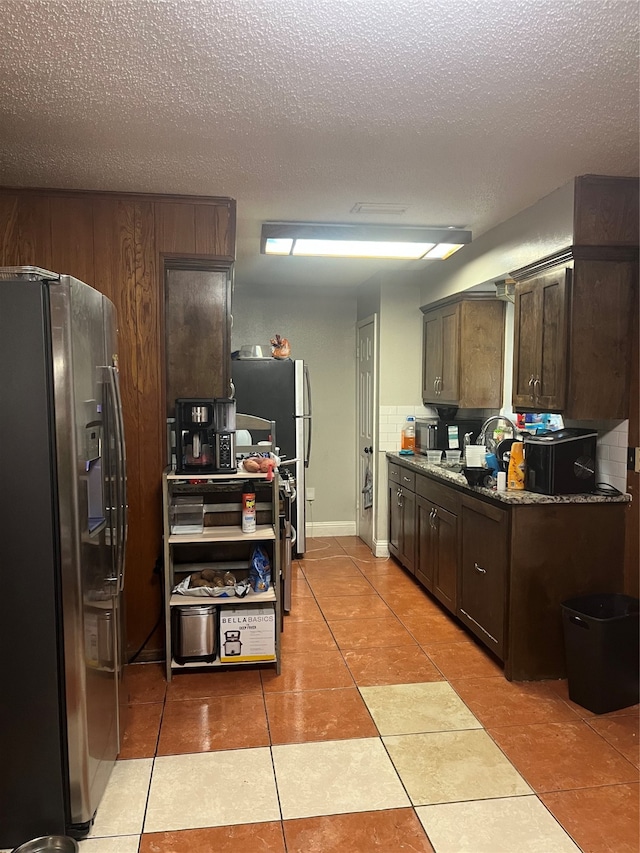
507 441 526 490
401 416 416 451
241 481 256 533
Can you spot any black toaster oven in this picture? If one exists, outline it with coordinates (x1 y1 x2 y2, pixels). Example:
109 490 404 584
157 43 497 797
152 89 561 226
524 428 598 495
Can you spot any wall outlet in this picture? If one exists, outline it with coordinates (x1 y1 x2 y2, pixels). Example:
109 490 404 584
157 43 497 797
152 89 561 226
306 487 315 501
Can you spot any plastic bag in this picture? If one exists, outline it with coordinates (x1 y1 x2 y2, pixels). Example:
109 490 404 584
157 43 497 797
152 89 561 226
172 572 251 598
249 546 271 593
271 334 291 359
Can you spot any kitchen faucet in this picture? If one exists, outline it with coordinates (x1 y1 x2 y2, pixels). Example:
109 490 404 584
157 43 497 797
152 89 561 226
476 415 518 455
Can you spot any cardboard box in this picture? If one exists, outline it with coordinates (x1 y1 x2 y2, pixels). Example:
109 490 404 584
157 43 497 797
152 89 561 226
219 605 276 663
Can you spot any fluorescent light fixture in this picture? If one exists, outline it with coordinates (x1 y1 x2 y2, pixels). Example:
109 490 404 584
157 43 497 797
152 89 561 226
292 239 436 259
261 223 471 260
423 243 466 260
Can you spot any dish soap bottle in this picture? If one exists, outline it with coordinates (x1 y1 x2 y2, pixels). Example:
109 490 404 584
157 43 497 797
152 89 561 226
401 416 416 451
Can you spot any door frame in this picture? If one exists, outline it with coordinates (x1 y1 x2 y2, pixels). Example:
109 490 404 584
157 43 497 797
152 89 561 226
356 314 378 549
624 281 639 596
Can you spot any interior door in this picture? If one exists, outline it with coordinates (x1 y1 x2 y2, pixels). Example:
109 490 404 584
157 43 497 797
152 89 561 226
357 316 376 549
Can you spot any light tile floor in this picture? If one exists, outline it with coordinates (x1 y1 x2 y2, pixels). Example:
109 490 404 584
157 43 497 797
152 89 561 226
6 537 637 852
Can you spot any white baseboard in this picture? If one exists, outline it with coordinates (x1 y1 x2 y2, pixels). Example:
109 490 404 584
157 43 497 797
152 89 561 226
306 521 357 538
373 537 390 558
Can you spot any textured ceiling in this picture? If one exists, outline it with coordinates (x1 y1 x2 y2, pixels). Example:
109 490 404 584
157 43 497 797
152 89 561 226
0 0 638 289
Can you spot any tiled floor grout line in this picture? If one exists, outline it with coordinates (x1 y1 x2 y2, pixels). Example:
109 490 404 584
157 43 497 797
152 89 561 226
306 545 603 851
110 539 637 852
299 545 528 850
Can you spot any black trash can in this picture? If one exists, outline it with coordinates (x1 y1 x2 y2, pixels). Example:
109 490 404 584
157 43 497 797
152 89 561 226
561 594 639 714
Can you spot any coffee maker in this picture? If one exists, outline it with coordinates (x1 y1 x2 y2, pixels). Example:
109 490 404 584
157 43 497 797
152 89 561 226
175 398 237 474
211 397 236 472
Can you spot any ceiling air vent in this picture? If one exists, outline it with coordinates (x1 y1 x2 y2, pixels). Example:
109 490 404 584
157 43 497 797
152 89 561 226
495 279 516 302
350 202 408 215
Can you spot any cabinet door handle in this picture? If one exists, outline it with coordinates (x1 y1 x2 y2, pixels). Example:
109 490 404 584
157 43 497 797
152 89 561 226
474 562 487 574
402 475 412 483
533 377 541 401
528 375 535 400
398 489 404 508
433 378 438 395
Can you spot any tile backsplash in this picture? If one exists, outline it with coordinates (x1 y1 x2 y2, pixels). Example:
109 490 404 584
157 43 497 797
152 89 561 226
380 410 630 495
565 419 629 494
378 404 437 452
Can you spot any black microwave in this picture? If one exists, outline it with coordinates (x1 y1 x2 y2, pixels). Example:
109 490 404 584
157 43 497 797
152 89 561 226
415 418 484 454
524 428 598 495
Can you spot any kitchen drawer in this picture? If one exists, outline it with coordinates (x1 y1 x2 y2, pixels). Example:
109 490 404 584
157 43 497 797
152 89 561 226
416 473 459 513
388 463 402 485
398 469 416 492
389 463 415 491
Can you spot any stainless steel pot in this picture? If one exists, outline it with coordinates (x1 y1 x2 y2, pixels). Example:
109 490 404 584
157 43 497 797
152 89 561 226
11 837 78 853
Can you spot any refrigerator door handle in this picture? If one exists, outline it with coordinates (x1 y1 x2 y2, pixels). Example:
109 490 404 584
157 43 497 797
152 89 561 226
106 366 127 592
104 366 122 586
112 367 128 593
303 365 312 467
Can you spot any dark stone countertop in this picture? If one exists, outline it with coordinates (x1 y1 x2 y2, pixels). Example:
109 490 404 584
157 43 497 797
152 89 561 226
386 452 630 505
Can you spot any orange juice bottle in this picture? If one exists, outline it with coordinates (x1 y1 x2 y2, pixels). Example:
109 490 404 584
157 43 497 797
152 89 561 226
401 417 416 451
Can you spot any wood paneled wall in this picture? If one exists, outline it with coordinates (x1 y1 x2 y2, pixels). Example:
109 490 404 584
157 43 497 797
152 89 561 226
0 187 236 657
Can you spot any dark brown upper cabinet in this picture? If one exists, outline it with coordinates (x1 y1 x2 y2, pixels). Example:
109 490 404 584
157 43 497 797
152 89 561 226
164 264 232 416
513 257 636 418
421 295 505 409
512 268 569 411
511 176 638 420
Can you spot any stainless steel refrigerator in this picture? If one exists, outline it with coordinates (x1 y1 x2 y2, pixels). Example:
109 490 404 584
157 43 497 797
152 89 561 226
0 267 127 847
231 358 311 556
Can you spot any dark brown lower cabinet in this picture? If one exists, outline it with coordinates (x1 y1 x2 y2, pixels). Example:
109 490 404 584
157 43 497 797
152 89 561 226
388 463 416 573
458 496 508 660
415 477 458 611
388 479 401 557
415 496 434 591
388 458 627 682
